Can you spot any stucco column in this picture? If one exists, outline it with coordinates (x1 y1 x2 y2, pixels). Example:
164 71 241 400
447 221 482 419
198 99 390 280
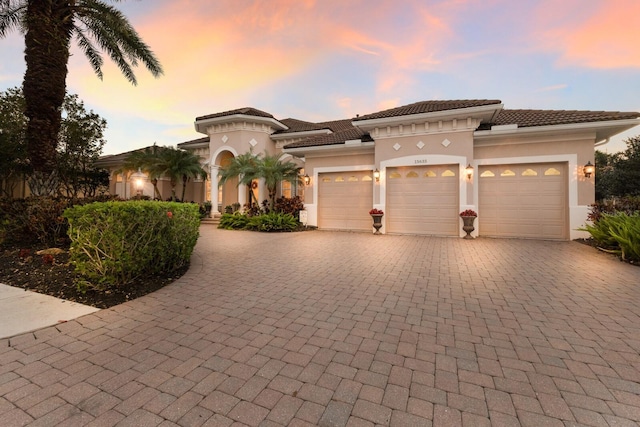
238 181 247 208
258 179 267 208
209 165 220 216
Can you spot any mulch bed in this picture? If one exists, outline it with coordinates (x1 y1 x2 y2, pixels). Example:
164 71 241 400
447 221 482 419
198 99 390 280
0 242 188 309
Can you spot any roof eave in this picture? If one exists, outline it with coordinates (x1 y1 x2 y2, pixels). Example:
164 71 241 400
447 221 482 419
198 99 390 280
194 114 288 134
178 140 210 149
352 103 504 131
474 118 640 143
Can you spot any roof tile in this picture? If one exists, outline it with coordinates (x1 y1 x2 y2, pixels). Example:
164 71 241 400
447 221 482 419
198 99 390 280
479 109 640 129
196 107 275 122
353 99 502 121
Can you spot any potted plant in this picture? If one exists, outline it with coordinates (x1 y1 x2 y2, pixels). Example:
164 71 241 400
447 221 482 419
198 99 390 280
459 209 477 239
203 201 212 216
369 208 384 234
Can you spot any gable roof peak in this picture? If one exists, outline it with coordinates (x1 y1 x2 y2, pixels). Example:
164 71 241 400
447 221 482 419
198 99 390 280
196 107 275 122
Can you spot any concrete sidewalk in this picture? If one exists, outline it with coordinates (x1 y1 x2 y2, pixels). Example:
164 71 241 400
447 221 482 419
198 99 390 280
0 283 99 339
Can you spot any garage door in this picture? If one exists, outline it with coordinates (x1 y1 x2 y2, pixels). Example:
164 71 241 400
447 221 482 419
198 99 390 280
386 165 459 236
479 163 567 239
318 171 373 231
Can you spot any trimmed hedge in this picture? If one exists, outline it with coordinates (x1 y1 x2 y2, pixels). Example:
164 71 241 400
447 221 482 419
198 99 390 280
64 201 200 287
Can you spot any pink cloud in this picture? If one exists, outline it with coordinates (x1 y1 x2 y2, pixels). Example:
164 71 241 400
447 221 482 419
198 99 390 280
68 0 468 118
537 0 640 69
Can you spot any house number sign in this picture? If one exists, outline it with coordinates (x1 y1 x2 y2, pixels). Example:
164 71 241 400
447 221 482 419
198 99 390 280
414 159 428 164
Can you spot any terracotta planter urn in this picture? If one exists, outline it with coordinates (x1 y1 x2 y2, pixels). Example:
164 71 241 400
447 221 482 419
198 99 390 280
371 214 383 234
460 215 477 239
369 209 384 235
459 209 477 239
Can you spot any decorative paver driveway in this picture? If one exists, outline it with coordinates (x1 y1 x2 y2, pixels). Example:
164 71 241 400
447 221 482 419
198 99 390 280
2 228 640 426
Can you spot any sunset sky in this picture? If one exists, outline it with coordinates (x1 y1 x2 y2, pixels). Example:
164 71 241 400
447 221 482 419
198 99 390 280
1 0 639 155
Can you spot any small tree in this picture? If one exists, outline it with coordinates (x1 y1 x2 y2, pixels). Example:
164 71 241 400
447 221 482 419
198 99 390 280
0 87 108 197
0 87 28 197
155 147 207 201
57 94 107 198
596 135 640 200
121 145 165 199
258 153 301 211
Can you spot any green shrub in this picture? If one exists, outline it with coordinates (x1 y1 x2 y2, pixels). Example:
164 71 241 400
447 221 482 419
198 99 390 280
218 212 250 230
274 195 304 217
0 197 72 245
219 212 298 232
589 196 640 223
581 212 640 262
64 201 200 287
246 212 298 232
0 195 120 246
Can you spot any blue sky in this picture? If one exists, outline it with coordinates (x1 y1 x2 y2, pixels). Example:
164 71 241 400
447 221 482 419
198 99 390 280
1 0 639 155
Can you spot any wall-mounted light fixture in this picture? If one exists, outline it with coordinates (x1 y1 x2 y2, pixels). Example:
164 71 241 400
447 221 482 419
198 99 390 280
583 161 594 178
303 174 310 185
465 164 474 181
131 168 146 196
373 169 380 182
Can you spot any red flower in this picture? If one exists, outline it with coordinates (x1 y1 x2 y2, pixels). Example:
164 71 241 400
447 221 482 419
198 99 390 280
42 254 54 265
167 211 173 218
460 209 477 217
369 208 384 215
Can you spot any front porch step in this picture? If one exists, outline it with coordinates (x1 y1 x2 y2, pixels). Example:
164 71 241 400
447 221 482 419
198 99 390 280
201 213 221 226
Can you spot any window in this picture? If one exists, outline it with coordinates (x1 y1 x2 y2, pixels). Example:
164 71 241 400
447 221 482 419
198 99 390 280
480 170 495 177
442 170 456 177
407 171 419 178
544 168 561 176
424 170 437 177
500 169 516 177
522 168 538 176
389 172 402 179
282 180 292 198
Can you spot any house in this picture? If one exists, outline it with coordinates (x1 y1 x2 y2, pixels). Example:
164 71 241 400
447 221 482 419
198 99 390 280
101 99 640 240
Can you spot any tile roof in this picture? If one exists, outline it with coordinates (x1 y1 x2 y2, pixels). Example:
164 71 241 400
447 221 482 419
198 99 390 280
196 107 275 122
353 99 502 121
277 118 356 135
285 126 372 149
478 109 640 129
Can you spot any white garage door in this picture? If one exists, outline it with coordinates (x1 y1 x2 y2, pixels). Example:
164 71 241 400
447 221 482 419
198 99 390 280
386 165 459 236
318 171 373 231
479 163 567 239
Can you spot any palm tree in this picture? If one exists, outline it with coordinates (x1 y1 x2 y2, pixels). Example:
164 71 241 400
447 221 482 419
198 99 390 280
155 147 207 201
0 1 163 195
218 151 261 207
120 145 164 199
258 153 301 210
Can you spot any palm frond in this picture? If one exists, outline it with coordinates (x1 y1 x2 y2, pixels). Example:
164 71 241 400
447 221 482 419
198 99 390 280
73 0 163 85
74 28 104 79
0 0 27 36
